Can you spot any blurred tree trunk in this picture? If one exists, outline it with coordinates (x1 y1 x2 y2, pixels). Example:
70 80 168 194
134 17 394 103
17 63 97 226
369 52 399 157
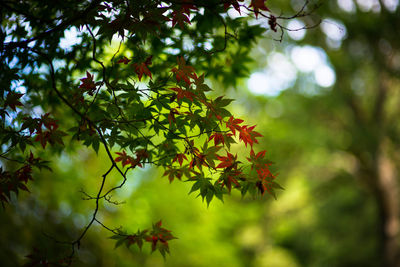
352 77 400 266
376 146 400 267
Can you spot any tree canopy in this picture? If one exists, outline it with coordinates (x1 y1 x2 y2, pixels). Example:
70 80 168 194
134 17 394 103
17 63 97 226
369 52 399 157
0 0 320 265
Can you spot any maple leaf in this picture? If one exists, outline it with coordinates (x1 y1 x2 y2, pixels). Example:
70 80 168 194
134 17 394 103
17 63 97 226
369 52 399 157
22 114 60 145
127 149 148 168
145 220 177 257
189 154 207 170
27 151 35 164
209 132 225 146
117 56 131 64
126 235 140 248
223 0 244 13
133 56 153 81
238 125 262 147
170 8 191 29
79 71 96 94
4 91 24 111
163 167 183 183
247 149 267 163
136 149 149 160
140 7 168 31
257 171 280 197
249 160 281 197
170 1 198 29
167 108 180 125
209 131 234 147
181 0 199 15
186 139 200 155
173 153 188 166
171 57 197 86
16 165 33 183
216 152 237 169
125 229 148 250
225 116 244 135
202 144 223 169
256 162 274 179
249 0 270 18
218 169 242 193
170 87 195 101
41 113 58 130
34 128 67 148
131 157 144 168
115 151 133 167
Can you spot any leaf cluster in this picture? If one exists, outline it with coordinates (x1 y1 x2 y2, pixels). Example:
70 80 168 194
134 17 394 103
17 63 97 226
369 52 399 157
0 0 313 262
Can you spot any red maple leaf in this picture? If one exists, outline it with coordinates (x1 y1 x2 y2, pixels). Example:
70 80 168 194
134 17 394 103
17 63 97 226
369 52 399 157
163 167 183 183
209 132 225 146
145 220 176 252
238 125 262 147
130 157 143 168
133 56 153 81
117 56 131 64
34 130 48 148
41 113 58 130
225 116 244 135
249 0 270 18
32 113 65 148
256 164 273 180
168 108 180 124
34 123 66 149
170 87 195 101
27 151 35 164
219 169 242 193
171 57 197 86
223 0 244 13
79 71 96 93
136 149 149 160
126 234 142 249
133 149 148 168
115 151 133 167
181 0 199 15
209 132 233 146
216 152 237 169
173 153 188 166
256 165 278 195
189 154 207 170
16 165 33 184
170 1 198 28
170 9 191 28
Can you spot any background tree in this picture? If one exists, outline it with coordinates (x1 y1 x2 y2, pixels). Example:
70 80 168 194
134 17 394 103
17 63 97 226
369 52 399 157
0 0 317 265
236 1 400 266
290 1 400 266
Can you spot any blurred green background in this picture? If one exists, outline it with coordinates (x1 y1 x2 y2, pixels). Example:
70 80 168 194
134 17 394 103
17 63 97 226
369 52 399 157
2 1 400 266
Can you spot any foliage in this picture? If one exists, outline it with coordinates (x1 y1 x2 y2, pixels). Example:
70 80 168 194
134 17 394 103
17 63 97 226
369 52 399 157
0 0 317 264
